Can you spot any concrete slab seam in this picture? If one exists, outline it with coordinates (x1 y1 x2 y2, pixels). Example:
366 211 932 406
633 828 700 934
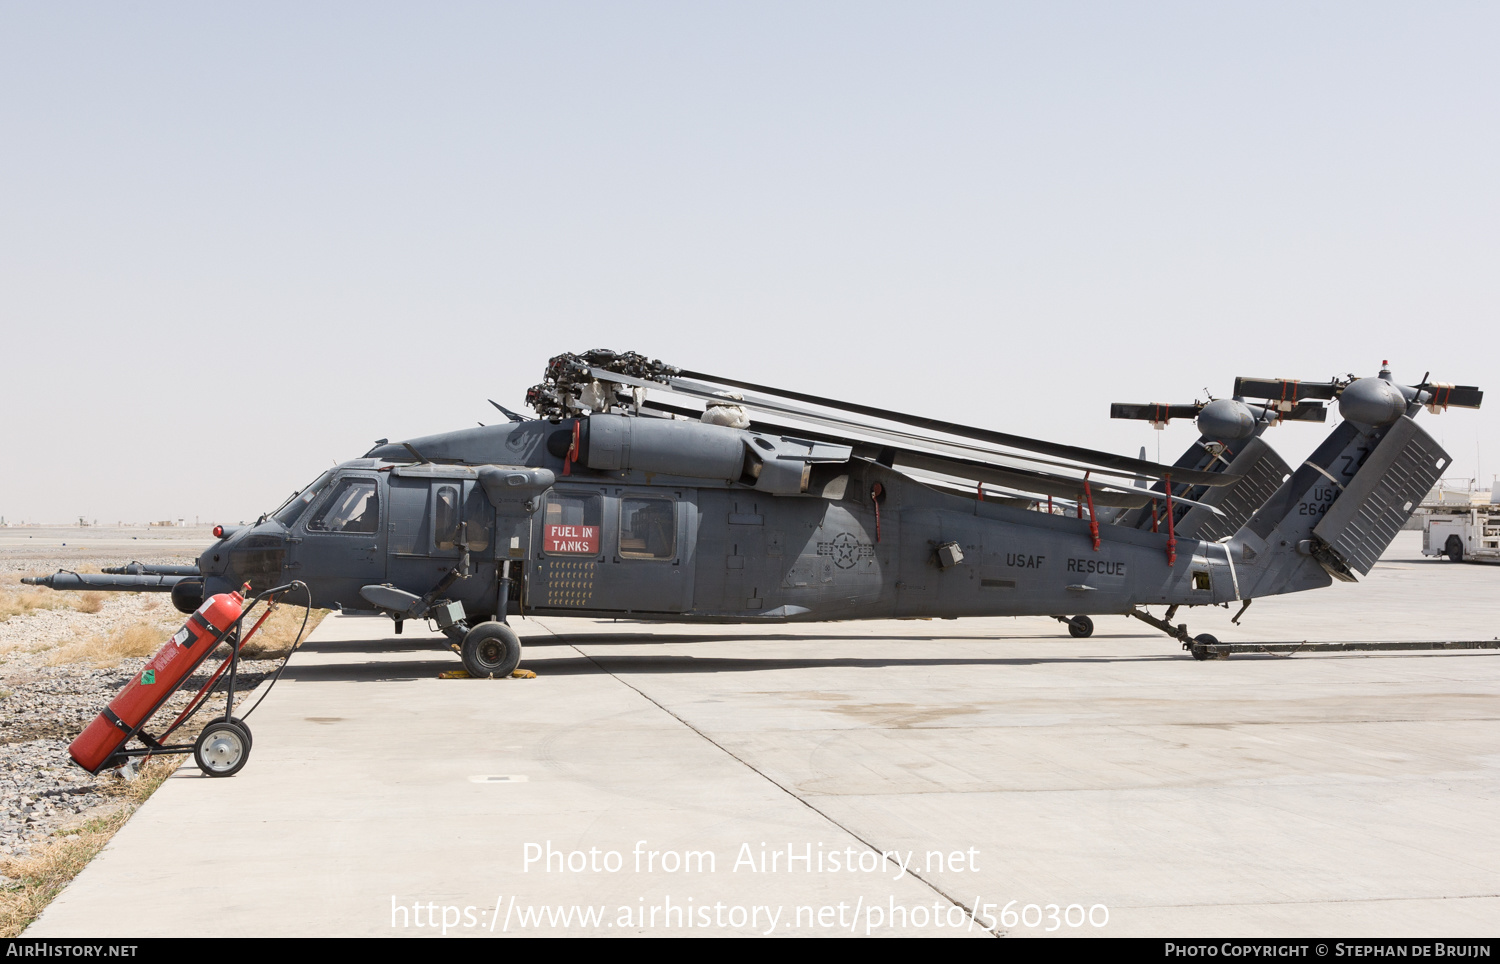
536 621 1003 938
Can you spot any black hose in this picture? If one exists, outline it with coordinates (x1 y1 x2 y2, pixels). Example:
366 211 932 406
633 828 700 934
237 581 313 721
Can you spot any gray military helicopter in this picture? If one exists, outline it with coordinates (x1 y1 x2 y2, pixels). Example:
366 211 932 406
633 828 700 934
24 352 1482 673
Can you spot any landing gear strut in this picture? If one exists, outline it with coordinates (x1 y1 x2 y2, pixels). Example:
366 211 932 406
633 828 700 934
1128 606 1228 660
447 559 526 678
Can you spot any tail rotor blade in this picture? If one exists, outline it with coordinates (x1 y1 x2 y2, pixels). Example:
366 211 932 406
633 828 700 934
1233 377 1342 402
1110 403 1202 422
1419 383 1484 409
1277 400 1329 422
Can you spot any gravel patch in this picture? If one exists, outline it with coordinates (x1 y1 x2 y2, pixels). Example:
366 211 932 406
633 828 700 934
0 552 282 859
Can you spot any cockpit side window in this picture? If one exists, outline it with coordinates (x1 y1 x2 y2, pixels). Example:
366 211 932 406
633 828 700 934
272 470 335 526
309 479 380 534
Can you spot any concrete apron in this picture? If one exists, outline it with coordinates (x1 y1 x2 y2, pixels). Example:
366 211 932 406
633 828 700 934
25 532 1500 937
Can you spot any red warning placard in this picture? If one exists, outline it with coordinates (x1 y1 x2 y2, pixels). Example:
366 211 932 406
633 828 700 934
545 524 598 554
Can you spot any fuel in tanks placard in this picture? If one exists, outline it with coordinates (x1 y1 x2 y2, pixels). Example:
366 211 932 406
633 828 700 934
545 525 599 554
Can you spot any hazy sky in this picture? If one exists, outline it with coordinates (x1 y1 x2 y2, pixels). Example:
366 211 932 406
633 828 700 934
2 3 1496 523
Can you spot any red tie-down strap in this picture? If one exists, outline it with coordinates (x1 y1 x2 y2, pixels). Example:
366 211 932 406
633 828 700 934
871 482 884 542
1164 473 1177 567
563 419 581 476
1083 472 1100 551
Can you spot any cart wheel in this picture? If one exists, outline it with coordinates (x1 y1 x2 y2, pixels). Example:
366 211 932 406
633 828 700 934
1446 536 1464 562
195 720 250 777
1067 615 1094 639
461 621 523 679
225 716 252 751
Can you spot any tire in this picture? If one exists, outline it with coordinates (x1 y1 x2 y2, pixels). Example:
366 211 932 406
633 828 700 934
1446 536 1464 562
460 621 523 679
1068 615 1094 639
194 720 251 777
225 716 252 751
1190 633 1220 661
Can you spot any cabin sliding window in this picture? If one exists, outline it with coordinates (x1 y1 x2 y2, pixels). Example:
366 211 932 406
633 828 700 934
462 486 490 551
619 497 675 560
542 492 602 555
434 485 461 549
309 479 379 534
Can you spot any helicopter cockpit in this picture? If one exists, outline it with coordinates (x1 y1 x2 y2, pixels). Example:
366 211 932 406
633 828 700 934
268 469 334 527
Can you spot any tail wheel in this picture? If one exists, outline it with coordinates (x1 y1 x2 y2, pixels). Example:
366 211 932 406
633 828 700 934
1446 536 1464 562
461 621 523 678
1068 615 1094 639
1190 633 1222 661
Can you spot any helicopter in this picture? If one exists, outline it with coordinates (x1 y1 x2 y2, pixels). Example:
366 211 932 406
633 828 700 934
24 351 1483 676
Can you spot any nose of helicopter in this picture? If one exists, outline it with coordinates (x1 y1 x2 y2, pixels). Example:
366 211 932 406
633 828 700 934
196 520 292 598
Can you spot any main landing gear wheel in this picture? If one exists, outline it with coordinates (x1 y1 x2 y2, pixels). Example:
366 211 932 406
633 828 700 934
460 621 523 679
1067 615 1094 639
1189 633 1222 661
194 719 251 777
1446 536 1464 562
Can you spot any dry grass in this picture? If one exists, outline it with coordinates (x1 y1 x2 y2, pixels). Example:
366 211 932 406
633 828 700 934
98 756 183 806
0 757 180 937
35 598 328 667
0 589 75 622
75 592 105 615
45 621 175 669
239 603 330 659
0 575 108 622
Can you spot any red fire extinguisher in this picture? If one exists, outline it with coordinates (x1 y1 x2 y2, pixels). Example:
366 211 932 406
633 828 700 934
69 592 246 774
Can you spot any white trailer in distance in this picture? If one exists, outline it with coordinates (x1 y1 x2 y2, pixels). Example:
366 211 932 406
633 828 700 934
1420 488 1500 564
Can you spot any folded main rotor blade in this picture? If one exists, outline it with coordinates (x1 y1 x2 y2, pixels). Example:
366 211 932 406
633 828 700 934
894 451 1148 508
664 370 1235 487
623 369 1146 480
639 401 1222 514
893 450 1222 514
669 377 1227 486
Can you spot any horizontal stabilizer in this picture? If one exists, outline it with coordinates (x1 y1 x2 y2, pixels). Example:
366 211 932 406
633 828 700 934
1171 438 1291 543
1311 417 1450 576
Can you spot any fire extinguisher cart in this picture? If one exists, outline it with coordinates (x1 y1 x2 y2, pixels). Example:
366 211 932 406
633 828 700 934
68 582 309 779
